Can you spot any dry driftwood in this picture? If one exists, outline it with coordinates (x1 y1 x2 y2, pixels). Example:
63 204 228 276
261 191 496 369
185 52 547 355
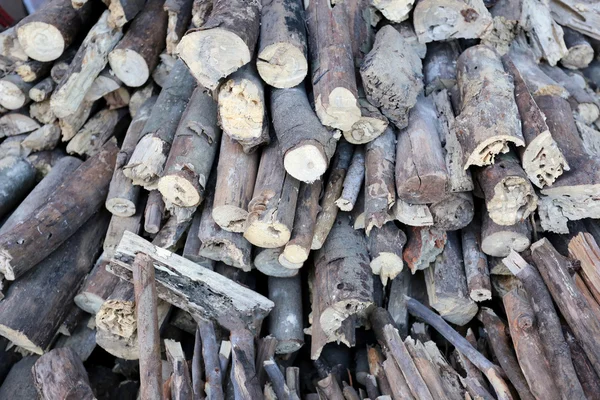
74 256 120 315
33 347 94 400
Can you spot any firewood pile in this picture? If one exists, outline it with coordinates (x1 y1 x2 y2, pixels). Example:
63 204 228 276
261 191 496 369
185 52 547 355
1 0 600 398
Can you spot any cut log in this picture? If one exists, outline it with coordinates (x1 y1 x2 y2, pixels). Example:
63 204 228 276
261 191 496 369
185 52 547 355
403 226 447 273
158 87 220 208
0 27 28 63
28 77 55 102
230 329 263 399
67 108 130 157
423 42 460 95
16 0 92 62
29 100 57 125
85 68 122 102
197 318 224 399
455 45 525 169
0 140 117 281
0 157 37 220
15 59 52 83
268 275 304 354
520 0 567 66
561 27 595 69
0 74 33 110
365 128 396 234
480 209 531 257
271 84 337 183
360 25 423 129
569 233 600 305
0 213 108 354
256 248 300 277
33 348 94 399
429 192 474 231
548 0 600 41
461 218 492 302
245 137 300 248
391 198 434 227
0 134 29 159
26 149 67 180
151 52 176 87
345 85 389 145
177 0 261 90
109 0 168 87
164 0 194 55
371 0 413 22
0 110 41 138
123 59 196 189
151 206 195 251
49 47 77 84
96 280 136 339
108 0 146 28
75 257 120 315
129 82 156 118
144 190 165 234
59 99 95 142
413 0 492 42
311 141 352 249
50 11 123 119
103 198 145 257
368 222 406 286
183 208 216 269
335 146 364 212
404 337 451 400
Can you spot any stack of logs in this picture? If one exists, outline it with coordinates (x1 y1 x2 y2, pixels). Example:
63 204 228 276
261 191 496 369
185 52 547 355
0 0 600 398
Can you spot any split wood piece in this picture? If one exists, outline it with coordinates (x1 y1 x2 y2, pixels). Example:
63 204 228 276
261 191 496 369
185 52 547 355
49 47 77 84
314 213 373 340
108 0 146 28
50 11 123 119
75 257 121 315
84 68 122 102
165 339 193 399
16 0 92 62
424 231 478 326
0 133 29 160
462 219 492 302
535 96 600 233
423 42 460 95
387 268 411 337
0 140 117 280
336 147 364 212
177 0 261 90
455 45 524 169
255 336 277 389
29 77 55 102
0 213 108 354
197 319 224 399
124 59 196 189
15 59 52 83
110 231 273 333
0 74 33 110
59 100 95 142
104 197 145 257
133 253 163 400
431 89 474 193
164 0 194 55
503 289 561 400
501 55 569 188
33 348 94 399
395 95 447 205
154 85 219 208
0 110 41 138
257 0 307 88
503 250 586 399
218 65 268 152
368 222 406 286
106 97 156 217
531 238 600 377
569 233 600 305
29 100 56 125
230 329 263 399
0 27 28 63
425 341 469 400
367 346 394 398
213 134 259 232
429 192 474 231
152 52 176 87
455 333 494 400
285 367 301 400
255 248 299 277
264 359 294 400
271 84 337 183
548 0 600 41
0 156 82 235
311 141 352 249
67 108 130 157
360 25 423 129
191 0 213 27
129 82 156 118
404 337 452 400
382 352 415 400
475 151 537 226
480 208 530 257
413 0 492 42
0 356 39 400
0 157 37 220
391 199 434 227
152 204 196 251
520 0 567 66
478 308 534 400
281 181 322 266
371 0 413 22
316 373 344 400
560 27 595 69
574 271 600 323
96 280 135 338
144 190 165 234
565 329 600 400
109 0 168 87
268 275 304 354
403 226 447 273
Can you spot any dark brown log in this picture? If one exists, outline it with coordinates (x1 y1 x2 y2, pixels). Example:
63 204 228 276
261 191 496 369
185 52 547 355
95 278 135 339
230 329 264 400
59 304 86 336
360 25 423 129
268 275 304 354
55 316 97 362
0 140 117 280
29 77 55 102
198 318 225 400
165 339 193 400
192 325 206 399
33 348 94 399
75 257 120 315
569 233 600 305
0 356 39 400
423 41 460 95
564 329 600 400
365 128 396 234
368 222 406 286
336 146 364 212
429 192 474 231
480 209 531 257
177 0 261 90
461 218 492 302
255 336 277 388
164 0 194 55
271 84 337 183
403 226 447 273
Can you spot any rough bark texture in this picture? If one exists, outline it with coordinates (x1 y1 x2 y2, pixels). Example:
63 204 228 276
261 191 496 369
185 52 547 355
268 275 304 354
368 222 406 286
569 233 600 306
429 192 474 231
403 226 447 273
230 329 263 400
0 156 37 220
365 128 396 234
108 0 147 28
75 256 121 315
33 348 94 399
336 146 364 211
461 218 492 302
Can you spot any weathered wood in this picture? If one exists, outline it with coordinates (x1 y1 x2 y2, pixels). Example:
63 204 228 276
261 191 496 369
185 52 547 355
429 192 474 231
548 0 600 41
165 339 193 400
387 268 411 337
67 108 130 157
49 47 77 84
0 157 37 220
425 341 469 400
481 209 531 257
560 27 595 69
271 84 337 183
368 222 406 286
0 140 117 280
15 59 52 84
96 280 136 338
520 0 567 65
231 329 264 400
152 204 195 251
0 111 41 138
268 275 303 354
336 146 364 212
423 42 460 95
104 195 145 258
129 82 156 118
365 128 396 234
28 77 55 102
164 0 194 55
29 100 56 126
26 149 67 180
21 123 61 153
404 337 450 400
197 318 224 400
391 198 434 227
58 99 95 142
256 248 300 277
461 218 492 302
33 348 94 399
191 0 213 27
360 25 423 129
382 352 415 400
316 373 344 400
0 74 33 110
565 329 600 400
177 0 261 90
0 134 29 160
50 11 123 119
75 257 120 315
152 52 176 87
367 346 394 398
143 190 165 234
108 0 146 28
569 233 600 305
85 68 122 102
344 84 389 145
0 27 27 63
403 226 447 273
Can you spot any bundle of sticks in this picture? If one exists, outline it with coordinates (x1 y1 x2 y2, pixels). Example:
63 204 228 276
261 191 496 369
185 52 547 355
0 0 600 398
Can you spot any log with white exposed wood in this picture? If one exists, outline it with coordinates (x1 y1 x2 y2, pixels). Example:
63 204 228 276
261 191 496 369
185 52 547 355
165 339 193 399
109 231 273 334
0 134 29 159
424 231 478 326
271 84 337 183
144 190 165 234
360 25 423 129
429 192 475 231
124 59 196 189
0 74 33 110
481 0 521 55
74 256 121 315
475 151 537 226
157 86 220 208
177 0 261 90
268 275 304 354
345 84 389 145
391 198 433 227
365 128 396 234
311 141 352 249
403 226 447 273
49 47 77 84
96 280 136 338
30 100 57 125
519 0 567 66
423 42 460 95
26 148 68 179
0 212 108 354
0 157 36 220
109 0 168 87
191 0 212 27
67 108 130 157
0 110 41 138
218 64 269 152
481 209 531 257
455 45 525 168
84 68 122 102
257 0 308 89
413 0 493 43
0 27 27 63
151 204 196 251
15 59 52 83
461 218 492 302
50 11 123 119
103 197 145 257
0 140 117 281
129 82 156 118
164 0 194 55
20 123 61 153
335 146 364 212
59 100 95 142
368 222 406 286
33 348 95 399
108 0 146 28
29 77 55 103
548 0 600 41
16 0 92 62
396 95 448 205
561 27 595 69
371 0 413 23
151 52 176 87
256 248 300 277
